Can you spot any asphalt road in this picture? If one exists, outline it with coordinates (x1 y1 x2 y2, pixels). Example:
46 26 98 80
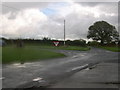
2 47 119 88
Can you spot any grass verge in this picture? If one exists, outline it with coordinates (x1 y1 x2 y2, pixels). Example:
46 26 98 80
98 46 120 52
38 46 90 51
2 46 65 64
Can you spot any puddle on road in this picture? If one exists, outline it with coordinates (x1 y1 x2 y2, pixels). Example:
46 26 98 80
6 62 43 69
12 63 26 68
72 54 86 58
85 65 97 70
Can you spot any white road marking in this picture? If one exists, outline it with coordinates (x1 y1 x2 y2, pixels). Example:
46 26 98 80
33 77 43 82
72 54 86 58
12 63 26 68
72 64 88 71
85 68 90 70
13 63 20 66
80 54 85 56
66 64 88 72
0 77 5 80
72 55 78 58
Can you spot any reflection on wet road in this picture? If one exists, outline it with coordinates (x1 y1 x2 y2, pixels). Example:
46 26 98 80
2 48 119 88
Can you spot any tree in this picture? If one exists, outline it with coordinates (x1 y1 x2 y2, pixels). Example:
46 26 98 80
70 39 86 46
42 37 51 41
87 41 100 46
87 21 119 45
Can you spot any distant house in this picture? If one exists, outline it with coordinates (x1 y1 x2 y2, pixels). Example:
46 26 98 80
0 39 6 46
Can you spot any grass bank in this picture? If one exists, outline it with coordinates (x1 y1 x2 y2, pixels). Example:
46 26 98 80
2 45 90 64
38 45 90 51
2 46 65 64
98 46 120 52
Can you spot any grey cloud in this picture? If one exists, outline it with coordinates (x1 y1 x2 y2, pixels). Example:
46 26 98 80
76 2 108 7
1 2 118 40
76 2 117 7
72 0 119 2
2 2 50 14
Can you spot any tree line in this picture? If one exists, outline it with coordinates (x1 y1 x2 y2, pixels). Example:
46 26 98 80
2 37 87 47
1 20 120 47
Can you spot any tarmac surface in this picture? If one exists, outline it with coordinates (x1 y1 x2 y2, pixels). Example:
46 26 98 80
50 63 119 88
2 47 119 89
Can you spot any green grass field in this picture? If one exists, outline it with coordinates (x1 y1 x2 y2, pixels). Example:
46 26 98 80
98 46 120 52
2 45 90 64
2 46 65 64
38 45 90 51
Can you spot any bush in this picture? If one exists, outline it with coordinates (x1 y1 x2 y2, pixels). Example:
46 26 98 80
66 39 86 46
87 41 100 46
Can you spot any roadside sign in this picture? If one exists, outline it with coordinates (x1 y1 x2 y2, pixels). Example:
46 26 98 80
53 41 59 46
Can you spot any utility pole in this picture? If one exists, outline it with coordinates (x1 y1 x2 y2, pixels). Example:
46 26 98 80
64 20 66 46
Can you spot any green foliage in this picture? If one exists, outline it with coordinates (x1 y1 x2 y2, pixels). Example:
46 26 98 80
42 37 51 41
87 41 100 46
66 39 86 46
2 44 90 64
4 38 87 47
98 46 120 52
87 21 119 45
38 45 90 51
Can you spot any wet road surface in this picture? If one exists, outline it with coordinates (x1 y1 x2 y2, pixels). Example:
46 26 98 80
2 48 119 88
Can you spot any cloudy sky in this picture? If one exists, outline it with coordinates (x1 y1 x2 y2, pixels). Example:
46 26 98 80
0 0 119 40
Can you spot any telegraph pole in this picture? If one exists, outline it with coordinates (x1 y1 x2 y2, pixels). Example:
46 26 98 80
64 20 66 46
